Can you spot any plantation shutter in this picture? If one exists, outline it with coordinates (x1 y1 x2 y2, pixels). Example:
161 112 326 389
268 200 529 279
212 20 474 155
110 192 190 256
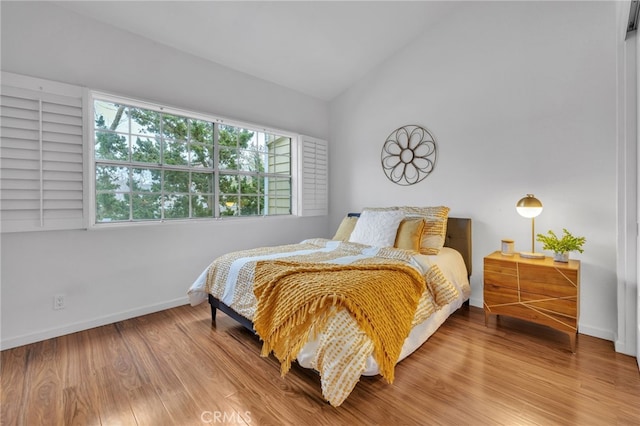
298 135 328 216
1 72 85 232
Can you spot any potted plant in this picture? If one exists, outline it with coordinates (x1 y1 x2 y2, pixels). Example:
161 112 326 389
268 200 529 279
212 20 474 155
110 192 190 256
536 228 586 262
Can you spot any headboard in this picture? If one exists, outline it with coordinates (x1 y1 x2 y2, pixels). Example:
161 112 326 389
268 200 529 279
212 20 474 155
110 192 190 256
347 213 472 277
445 217 472 277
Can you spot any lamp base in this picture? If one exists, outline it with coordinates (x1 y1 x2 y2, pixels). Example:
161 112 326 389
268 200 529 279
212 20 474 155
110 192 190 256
519 251 545 259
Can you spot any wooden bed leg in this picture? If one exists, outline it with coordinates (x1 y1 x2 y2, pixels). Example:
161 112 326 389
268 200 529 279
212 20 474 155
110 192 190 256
208 294 218 325
208 295 256 334
210 305 217 325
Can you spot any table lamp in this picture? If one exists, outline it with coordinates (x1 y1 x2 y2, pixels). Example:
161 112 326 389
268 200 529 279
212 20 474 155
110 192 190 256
516 194 545 259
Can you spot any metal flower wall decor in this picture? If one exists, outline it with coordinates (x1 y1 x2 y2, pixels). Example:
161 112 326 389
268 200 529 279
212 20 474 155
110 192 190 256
381 125 437 186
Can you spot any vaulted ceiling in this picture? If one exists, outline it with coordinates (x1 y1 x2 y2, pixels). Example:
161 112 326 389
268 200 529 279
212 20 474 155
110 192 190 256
55 1 460 101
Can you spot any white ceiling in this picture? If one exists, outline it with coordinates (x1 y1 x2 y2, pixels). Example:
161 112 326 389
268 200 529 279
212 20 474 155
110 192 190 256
55 1 460 101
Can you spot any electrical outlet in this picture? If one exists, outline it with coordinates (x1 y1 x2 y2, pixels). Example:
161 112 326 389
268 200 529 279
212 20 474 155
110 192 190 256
53 294 65 310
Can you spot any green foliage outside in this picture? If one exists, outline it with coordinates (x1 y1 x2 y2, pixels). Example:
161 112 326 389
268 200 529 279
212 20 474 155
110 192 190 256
94 101 290 223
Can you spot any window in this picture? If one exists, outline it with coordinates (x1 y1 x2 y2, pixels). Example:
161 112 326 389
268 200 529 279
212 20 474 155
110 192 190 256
92 95 293 224
0 72 327 233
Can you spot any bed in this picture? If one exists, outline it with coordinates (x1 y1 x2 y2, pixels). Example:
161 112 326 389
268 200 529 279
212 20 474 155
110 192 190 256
188 207 472 406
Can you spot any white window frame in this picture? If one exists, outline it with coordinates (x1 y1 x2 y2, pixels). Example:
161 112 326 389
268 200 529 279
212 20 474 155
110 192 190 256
88 91 302 227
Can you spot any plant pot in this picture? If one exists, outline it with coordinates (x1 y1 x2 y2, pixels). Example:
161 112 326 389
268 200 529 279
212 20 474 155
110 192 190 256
553 252 569 262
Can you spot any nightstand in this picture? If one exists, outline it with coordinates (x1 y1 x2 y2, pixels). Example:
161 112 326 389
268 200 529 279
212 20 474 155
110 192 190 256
483 251 580 352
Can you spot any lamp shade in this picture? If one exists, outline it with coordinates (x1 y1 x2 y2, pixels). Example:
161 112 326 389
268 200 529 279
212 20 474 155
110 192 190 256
516 194 543 218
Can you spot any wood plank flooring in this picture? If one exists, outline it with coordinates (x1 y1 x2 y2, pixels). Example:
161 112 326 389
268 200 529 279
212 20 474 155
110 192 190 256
2 304 639 425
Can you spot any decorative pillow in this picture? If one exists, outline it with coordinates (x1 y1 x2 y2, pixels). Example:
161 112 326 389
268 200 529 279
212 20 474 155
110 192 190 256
332 216 358 241
394 218 425 251
399 206 450 255
348 209 405 247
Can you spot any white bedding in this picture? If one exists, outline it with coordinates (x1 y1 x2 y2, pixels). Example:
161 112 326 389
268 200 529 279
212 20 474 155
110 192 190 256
188 244 469 376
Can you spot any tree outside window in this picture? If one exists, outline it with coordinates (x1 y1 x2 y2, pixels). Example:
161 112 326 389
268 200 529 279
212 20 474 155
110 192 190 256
93 98 291 223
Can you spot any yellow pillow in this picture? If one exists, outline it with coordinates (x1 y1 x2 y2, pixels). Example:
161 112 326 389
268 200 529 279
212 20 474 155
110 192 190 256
394 218 425 251
332 216 358 241
399 206 450 255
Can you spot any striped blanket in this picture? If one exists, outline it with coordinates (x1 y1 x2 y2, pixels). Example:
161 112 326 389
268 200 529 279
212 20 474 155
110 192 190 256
188 238 461 406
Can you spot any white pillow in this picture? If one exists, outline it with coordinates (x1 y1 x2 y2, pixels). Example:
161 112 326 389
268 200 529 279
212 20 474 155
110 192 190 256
348 209 405 247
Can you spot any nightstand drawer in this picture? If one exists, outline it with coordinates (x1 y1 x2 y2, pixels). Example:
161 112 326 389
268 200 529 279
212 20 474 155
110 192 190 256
484 283 519 305
484 258 518 289
484 270 519 289
484 286 577 318
519 264 578 298
487 303 577 333
519 290 577 317
484 258 518 276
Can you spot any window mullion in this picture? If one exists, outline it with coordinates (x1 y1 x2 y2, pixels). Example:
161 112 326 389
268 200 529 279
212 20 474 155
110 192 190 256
188 171 192 219
160 114 165 221
213 123 220 218
128 168 133 221
187 120 192 219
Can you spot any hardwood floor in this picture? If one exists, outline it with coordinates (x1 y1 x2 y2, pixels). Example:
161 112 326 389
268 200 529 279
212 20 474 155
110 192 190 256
2 304 639 425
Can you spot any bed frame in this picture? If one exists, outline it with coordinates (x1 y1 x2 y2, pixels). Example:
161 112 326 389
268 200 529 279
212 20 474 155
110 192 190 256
208 217 472 331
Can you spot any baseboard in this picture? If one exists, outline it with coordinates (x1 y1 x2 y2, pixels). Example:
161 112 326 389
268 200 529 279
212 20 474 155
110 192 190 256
578 323 616 343
614 339 637 356
468 295 483 308
0 296 189 351
615 325 640 357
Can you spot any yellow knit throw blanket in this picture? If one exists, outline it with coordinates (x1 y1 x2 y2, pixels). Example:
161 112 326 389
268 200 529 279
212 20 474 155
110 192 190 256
252 260 427 384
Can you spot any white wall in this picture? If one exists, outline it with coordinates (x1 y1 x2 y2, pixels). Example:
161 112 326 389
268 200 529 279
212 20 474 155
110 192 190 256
0 2 330 349
329 1 619 341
